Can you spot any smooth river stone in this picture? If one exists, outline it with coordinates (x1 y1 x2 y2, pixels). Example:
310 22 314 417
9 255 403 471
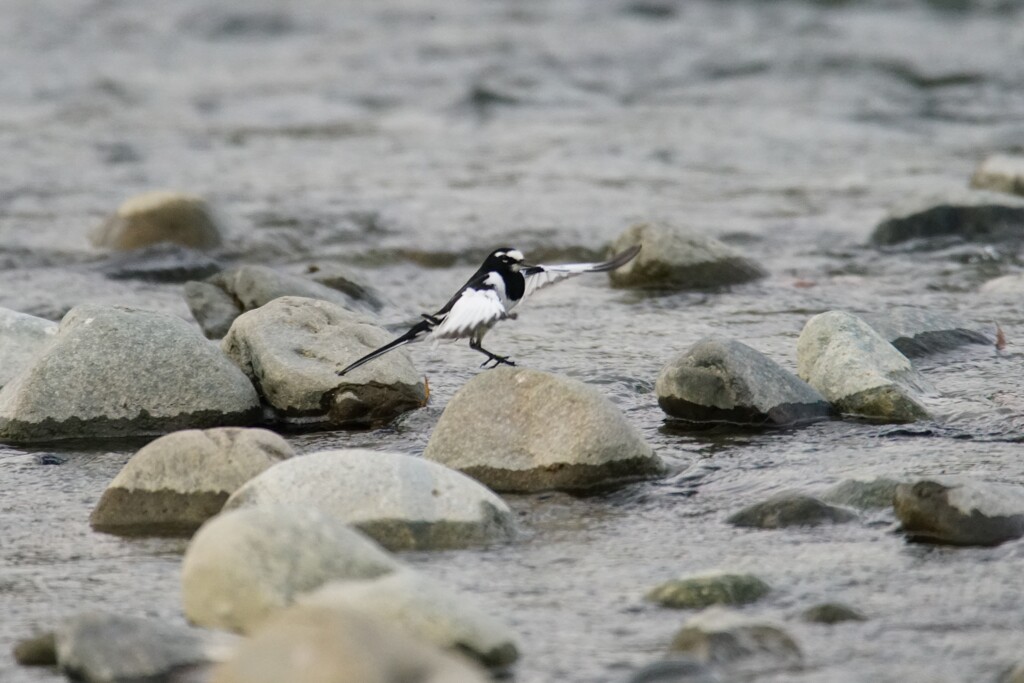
90 190 224 251
727 492 856 529
971 154 1024 197
870 189 1024 247
669 607 802 674
0 307 57 389
894 477 1024 546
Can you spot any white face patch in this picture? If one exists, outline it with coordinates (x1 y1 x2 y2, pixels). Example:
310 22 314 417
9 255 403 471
507 250 524 262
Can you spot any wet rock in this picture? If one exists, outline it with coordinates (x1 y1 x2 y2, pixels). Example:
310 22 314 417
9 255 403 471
627 658 721 683
0 307 57 389
96 243 221 283
90 191 223 251
221 297 424 429
646 571 771 609
210 606 488 683
668 608 802 674
797 310 929 423
90 427 294 537
299 569 519 668
861 307 990 357
183 281 241 339
821 477 902 510
656 338 830 427
306 263 386 310
870 190 1024 248
225 449 515 551
0 305 260 443
894 478 1024 546
423 367 664 493
1001 664 1024 683
54 612 238 683
181 505 400 632
13 631 56 666
980 273 1024 295
727 492 856 529
970 154 1024 197
607 222 765 290
801 602 866 624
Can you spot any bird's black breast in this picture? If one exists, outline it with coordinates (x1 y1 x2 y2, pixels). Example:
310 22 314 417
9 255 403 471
505 271 525 302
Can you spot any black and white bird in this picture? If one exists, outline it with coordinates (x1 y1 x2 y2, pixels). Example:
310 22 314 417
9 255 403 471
337 244 641 375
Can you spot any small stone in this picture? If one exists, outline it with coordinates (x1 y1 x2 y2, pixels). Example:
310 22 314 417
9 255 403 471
970 154 1024 197
727 492 856 529
96 243 221 283
894 477 1024 546
669 608 802 674
821 477 903 510
12 632 56 666
860 307 990 357
626 658 721 683
423 367 664 492
646 571 771 609
184 281 243 339
90 191 223 251
870 190 1024 248
0 307 57 389
800 603 866 624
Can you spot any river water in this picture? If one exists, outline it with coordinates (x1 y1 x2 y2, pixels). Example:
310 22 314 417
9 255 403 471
2 1 1024 681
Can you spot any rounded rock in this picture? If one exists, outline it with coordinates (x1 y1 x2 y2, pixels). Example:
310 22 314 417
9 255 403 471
727 492 856 529
860 307 990 358
0 307 57 389
669 607 802 674
90 191 223 251
800 603 866 624
894 477 1024 546
970 154 1024 197
870 190 1024 248
646 571 771 609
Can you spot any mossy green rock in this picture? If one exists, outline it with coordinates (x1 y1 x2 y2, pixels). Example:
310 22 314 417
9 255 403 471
801 602 866 624
647 572 771 609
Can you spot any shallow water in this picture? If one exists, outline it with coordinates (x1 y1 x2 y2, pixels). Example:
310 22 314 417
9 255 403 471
3 0 1024 681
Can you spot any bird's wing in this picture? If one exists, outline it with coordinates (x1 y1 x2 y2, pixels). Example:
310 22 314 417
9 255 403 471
520 244 641 302
432 286 508 340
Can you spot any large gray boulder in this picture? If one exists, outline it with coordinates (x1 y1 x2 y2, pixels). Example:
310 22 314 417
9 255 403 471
668 608 802 675
299 570 519 668
870 190 1024 248
607 222 765 290
860 308 990 357
0 307 57 389
181 505 400 633
656 338 830 427
727 492 856 529
91 427 294 537
971 154 1024 197
210 606 488 683
225 449 516 551
797 311 929 423
0 305 260 443
423 367 664 492
646 571 771 609
90 191 223 251
221 297 425 429
894 477 1024 546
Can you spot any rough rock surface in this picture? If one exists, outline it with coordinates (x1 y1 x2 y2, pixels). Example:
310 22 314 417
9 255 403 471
801 603 866 624
225 449 515 550
727 492 856 529
821 477 903 510
221 297 424 428
299 569 519 667
894 477 1024 546
870 190 1024 247
181 505 400 633
0 305 260 442
656 338 830 426
90 191 224 251
971 154 1024 197
210 606 488 683
861 308 990 357
646 571 771 609
0 307 57 389
423 367 664 492
607 222 766 290
797 311 929 423
668 608 802 674
91 427 294 536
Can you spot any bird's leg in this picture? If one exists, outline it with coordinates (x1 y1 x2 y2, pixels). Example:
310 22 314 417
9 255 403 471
469 338 515 369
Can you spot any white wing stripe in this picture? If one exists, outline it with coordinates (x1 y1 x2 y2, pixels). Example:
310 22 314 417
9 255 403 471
432 288 507 340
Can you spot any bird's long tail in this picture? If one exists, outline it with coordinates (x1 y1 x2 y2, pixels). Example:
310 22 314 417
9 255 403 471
337 320 432 376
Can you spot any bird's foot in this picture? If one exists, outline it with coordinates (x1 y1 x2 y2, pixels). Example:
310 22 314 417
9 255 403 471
480 354 515 369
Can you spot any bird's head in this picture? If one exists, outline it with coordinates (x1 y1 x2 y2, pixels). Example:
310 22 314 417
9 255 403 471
486 247 526 273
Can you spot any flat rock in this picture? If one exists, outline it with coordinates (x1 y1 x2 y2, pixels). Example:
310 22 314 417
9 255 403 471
221 297 424 428
800 603 866 624
225 449 516 550
423 367 664 492
210 606 488 683
656 338 829 427
646 571 771 609
727 492 856 529
54 612 238 683
870 190 1024 248
181 505 401 633
821 477 903 510
797 310 929 423
90 191 223 251
608 222 765 290
299 569 519 668
894 477 1024 546
91 427 294 537
0 305 260 443
626 658 721 683
668 608 802 674
970 154 1024 197
96 243 221 283
861 308 990 357
0 307 57 389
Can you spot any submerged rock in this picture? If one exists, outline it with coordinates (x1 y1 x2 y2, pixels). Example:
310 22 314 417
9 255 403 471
656 338 829 427
727 492 856 529
820 477 903 510
0 305 260 443
668 608 802 674
607 222 765 290
222 297 424 429
90 191 223 251
181 505 400 633
861 307 990 357
91 427 294 537
225 449 515 551
800 603 866 624
97 243 221 283
0 307 57 389
646 571 771 609
12 632 56 666
210 606 488 683
970 154 1024 197
797 311 929 423
870 190 1024 248
423 367 664 492
626 658 721 683
299 570 519 668
894 478 1024 546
